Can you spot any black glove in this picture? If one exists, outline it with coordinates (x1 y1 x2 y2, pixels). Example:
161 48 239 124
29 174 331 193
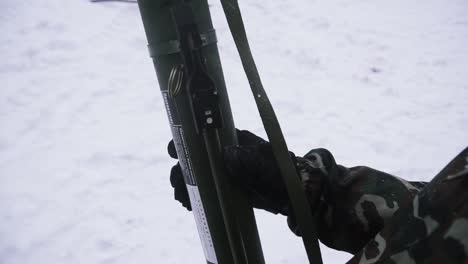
168 142 192 211
168 130 294 214
167 129 289 213
287 148 338 236
168 130 335 220
223 130 293 215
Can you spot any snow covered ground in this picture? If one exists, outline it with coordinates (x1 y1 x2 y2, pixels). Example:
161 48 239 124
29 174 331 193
0 0 467 263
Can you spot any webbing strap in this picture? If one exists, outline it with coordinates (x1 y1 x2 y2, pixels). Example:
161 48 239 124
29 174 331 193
148 29 218 57
219 0 323 263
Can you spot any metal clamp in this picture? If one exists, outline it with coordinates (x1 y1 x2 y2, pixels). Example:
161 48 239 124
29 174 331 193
148 30 217 57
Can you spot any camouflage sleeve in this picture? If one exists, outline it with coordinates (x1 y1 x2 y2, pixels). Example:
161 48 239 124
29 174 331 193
295 160 427 254
347 147 468 264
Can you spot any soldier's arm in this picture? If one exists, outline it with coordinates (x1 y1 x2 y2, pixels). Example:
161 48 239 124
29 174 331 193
168 130 429 254
346 147 468 263
292 149 427 254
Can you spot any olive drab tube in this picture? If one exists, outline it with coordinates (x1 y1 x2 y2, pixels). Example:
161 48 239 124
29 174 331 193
136 1 265 263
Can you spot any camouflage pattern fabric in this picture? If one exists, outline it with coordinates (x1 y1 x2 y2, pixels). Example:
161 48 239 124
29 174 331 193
348 147 468 264
296 147 468 263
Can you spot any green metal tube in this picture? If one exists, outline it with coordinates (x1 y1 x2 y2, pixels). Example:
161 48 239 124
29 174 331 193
203 129 247 263
136 0 265 263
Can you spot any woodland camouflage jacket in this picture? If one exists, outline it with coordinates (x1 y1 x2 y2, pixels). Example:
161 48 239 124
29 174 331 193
295 147 468 263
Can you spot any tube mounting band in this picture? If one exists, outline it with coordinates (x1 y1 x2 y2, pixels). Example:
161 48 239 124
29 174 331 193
148 30 217 57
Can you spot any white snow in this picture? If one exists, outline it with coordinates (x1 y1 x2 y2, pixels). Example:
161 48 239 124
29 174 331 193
0 0 467 263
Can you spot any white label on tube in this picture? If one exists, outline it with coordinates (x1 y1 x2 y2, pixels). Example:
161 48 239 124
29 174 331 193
186 184 218 263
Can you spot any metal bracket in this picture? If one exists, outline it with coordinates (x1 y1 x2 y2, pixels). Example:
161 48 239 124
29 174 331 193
148 30 217 58
171 3 223 133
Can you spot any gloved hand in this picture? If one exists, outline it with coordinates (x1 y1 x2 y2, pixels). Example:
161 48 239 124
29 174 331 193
167 129 291 214
287 148 339 236
168 130 335 220
223 130 293 215
168 143 192 211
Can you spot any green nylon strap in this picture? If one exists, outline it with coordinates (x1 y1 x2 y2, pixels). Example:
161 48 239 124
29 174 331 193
148 29 218 57
219 1 323 263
